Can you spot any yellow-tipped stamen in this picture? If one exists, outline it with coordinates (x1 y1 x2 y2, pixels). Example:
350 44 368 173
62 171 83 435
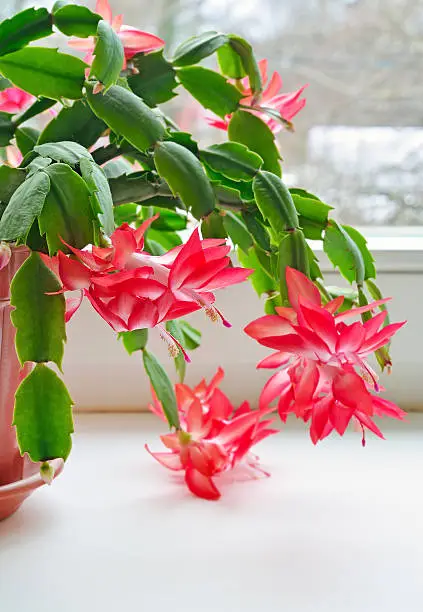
205 306 219 323
159 331 180 358
168 344 179 358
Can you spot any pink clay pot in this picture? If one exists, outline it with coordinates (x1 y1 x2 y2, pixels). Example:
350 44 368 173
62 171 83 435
0 246 63 521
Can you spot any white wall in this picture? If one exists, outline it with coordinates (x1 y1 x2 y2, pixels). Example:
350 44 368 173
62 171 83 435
62 247 423 412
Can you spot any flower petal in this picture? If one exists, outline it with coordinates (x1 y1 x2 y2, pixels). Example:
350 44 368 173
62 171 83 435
286 266 321 311
259 370 291 410
372 396 406 420
244 315 294 341
258 58 268 85
85 289 128 332
336 321 366 354
147 393 167 422
354 413 385 440
182 257 230 289
215 407 273 446
175 384 197 414
112 14 123 31
65 291 84 322
91 268 153 288
145 446 183 471
263 70 283 101
111 223 138 268
298 298 337 351
207 367 225 396
106 293 137 321
60 239 112 272
232 401 251 419
363 310 388 339
310 397 332 444
274 306 297 322
160 433 181 450
270 85 308 121
335 298 391 322
197 266 252 291
332 370 373 415
58 251 91 290
208 387 234 420
95 0 113 22
68 38 95 51
257 351 291 369
330 402 354 436
186 398 204 435
277 385 294 421
291 326 332 361
324 295 344 314
292 360 319 415
119 27 165 56
127 300 159 330
360 321 406 354
205 116 229 131
168 229 204 288
133 214 159 248
184 467 221 500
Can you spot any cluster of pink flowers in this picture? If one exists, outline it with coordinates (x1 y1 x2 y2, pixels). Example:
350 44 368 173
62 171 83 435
0 0 401 497
44 219 251 357
208 59 307 134
146 368 278 500
68 0 164 69
245 267 406 445
49 233 406 498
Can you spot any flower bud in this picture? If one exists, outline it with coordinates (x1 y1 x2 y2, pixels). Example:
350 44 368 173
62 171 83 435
40 461 55 485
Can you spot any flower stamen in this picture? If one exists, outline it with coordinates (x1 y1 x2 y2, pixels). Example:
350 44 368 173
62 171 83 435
205 306 219 323
158 325 191 362
204 305 231 328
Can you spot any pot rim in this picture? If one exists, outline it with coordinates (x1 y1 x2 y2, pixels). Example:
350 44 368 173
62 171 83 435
0 458 64 498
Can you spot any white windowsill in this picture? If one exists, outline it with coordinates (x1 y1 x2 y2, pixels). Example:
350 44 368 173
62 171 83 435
1 412 422 612
311 227 423 273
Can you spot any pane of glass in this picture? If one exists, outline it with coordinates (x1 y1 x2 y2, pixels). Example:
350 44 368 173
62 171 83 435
16 0 422 227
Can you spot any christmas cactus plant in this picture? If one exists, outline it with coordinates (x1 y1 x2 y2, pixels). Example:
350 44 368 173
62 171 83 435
0 0 405 501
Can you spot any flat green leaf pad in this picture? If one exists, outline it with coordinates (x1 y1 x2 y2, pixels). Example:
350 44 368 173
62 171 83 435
10 252 66 368
14 364 73 462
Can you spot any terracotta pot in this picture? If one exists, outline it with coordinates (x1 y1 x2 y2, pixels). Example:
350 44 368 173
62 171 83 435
0 247 63 521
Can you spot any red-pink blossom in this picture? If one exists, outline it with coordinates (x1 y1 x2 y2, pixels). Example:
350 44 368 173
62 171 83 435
44 220 251 359
146 369 277 500
68 0 164 69
0 87 33 114
207 59 307 134
5 145 23 168
245 267 406 444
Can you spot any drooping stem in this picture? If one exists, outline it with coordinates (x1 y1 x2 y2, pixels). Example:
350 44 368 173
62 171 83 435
92 142 153 168
217 201 247 212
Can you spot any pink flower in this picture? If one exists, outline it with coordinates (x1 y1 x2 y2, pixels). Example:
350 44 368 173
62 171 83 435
5 145 23 168
68 0 164 69
207 59 307 134
245 267 406 444
44 220 251 359
0 87 33 114
146 369 278 500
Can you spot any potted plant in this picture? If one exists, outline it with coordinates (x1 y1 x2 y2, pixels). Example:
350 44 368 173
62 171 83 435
0 0 405 515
